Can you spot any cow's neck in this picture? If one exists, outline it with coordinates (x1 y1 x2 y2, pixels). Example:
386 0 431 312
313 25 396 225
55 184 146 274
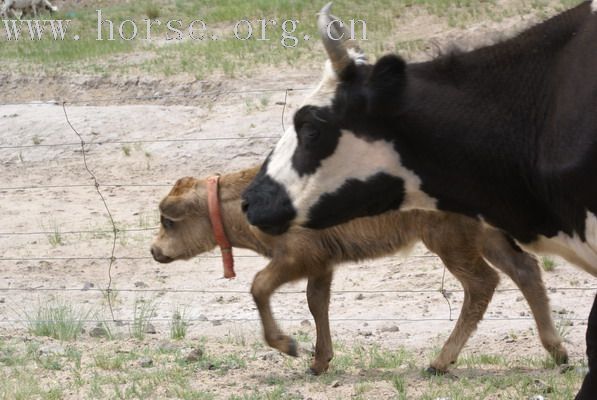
214 168 272 256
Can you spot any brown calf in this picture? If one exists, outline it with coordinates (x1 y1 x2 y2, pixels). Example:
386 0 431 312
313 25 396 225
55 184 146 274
150 167 567 375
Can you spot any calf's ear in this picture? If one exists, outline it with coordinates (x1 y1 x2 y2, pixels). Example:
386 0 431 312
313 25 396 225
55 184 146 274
159 177 200 220
366 54 407 114
159 193 197 221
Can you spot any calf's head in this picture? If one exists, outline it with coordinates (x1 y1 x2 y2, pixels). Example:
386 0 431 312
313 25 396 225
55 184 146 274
150 177 217 263
242 3 421 235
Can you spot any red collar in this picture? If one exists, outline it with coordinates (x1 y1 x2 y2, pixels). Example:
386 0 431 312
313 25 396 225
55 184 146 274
206 175 236 279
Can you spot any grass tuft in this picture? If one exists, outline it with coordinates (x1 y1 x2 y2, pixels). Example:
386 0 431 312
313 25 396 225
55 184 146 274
131 298 156 340
169 308 188 340
25 300 89 341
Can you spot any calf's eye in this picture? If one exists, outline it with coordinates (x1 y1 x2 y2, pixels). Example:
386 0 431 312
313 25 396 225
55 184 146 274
161 217 174 229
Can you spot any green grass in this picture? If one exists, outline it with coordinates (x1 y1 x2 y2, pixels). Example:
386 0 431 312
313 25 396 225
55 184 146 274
24 300 89 341
0 336 586 400
169 308 188 340
0 0 573 79
40 219 63 247
542 256 557 272
131 298 156 340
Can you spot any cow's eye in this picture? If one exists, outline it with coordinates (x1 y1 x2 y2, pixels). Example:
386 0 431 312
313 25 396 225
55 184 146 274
299 124 320 144
161 217 174 229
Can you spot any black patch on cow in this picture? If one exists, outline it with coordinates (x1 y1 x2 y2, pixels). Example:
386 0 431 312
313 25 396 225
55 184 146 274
242 157 296 235
291 106 342 177
305 173 406 230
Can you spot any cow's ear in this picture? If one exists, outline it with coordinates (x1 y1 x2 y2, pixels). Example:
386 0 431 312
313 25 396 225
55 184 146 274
159 193 197 221
366 55 407 114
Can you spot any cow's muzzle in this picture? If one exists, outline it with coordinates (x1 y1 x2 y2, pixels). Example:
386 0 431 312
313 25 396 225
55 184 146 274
241 176 296 236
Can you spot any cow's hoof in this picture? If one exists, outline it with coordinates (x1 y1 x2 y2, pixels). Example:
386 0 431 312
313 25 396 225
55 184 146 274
425 366 446 376
287 338 298 357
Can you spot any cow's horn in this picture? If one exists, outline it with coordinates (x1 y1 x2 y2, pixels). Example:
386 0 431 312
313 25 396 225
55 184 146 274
317 2 351 75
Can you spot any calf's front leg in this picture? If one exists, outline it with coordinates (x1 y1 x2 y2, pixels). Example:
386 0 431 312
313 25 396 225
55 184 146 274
251 260 304 357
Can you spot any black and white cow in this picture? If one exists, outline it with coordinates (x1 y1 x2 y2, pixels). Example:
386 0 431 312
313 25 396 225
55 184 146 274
242 2 597 397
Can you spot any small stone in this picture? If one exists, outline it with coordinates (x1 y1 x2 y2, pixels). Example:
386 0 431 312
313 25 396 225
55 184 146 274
134 281 148 288
0 298 4 303
330 380 341 388
144 323 157 334
300 319 311 327
185 348 204 363
211 320 222 326
529 396 545 400
380 325 400 333
139 357 153 368
533 379 553 393
260 351 283 362
82 282 94 291
89 325 109 338
355 293 364 300
197 314 208 321
158 341 178 352
38 344 65 356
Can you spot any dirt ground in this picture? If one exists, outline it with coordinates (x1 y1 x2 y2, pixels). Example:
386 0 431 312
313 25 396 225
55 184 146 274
1 1 596 399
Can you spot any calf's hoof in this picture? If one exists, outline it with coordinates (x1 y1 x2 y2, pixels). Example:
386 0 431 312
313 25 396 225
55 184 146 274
308 360 330 376
425 366 447 376
283 337 298 357
551 346 569 366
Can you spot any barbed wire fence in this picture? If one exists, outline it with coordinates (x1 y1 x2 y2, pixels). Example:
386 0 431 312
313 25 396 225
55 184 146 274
0 89 595 335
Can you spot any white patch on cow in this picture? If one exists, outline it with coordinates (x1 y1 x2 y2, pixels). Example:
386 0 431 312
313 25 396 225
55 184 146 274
520 211 597 277
268 130 438 225
592 0 597 13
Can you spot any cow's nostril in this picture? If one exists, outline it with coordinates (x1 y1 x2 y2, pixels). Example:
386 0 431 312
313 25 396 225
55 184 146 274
241 200 249 213
150 247 156 257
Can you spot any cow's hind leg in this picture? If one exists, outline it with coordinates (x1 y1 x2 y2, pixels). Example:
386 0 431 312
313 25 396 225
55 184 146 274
427 256 499 374
481 229 568 365
251 261 303 357
306 270 334 375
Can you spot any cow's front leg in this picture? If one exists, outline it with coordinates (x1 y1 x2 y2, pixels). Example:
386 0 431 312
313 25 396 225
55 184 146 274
251 260 303 357
306 270 334 375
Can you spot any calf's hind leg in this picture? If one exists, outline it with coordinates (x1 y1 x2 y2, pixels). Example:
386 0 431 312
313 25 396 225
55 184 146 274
251 260 304 357
481 229 568 365
306 270 334 375
427 254 500 374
